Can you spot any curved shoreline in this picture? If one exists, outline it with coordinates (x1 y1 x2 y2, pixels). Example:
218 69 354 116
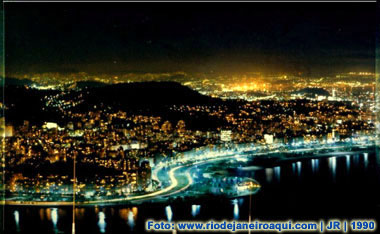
2 141 376 206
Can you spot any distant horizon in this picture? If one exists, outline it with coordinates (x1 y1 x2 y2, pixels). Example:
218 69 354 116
4 68 377 79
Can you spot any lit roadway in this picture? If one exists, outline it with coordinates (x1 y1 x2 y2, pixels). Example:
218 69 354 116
2 136 375 206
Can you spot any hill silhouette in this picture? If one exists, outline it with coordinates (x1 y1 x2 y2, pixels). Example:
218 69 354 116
74 81 108 89
292 88 330 97
0 77 35 87
4 82 222 127
81 81 217 109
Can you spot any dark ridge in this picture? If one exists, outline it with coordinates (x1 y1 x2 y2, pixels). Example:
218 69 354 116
74 81 108 89
292 88 330 97
0 77 35 87
3 82 226 128
3 86 61 125
81 81 218 110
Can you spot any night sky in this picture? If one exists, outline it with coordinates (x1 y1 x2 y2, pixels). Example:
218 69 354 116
5 3 377 76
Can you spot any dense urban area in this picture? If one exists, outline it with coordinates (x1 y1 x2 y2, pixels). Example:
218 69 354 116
0 71 376 202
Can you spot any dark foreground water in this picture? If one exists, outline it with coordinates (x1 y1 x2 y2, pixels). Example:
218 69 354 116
3 147 380 234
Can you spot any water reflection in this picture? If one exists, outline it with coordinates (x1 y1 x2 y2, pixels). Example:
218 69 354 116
39 209 45 221
291 161 301 177
46 209 51 221
191 205 201 217
364 153 369 169
346 155 351 172
14 210 20 232
98 211 106 233
50 208 59 234
165 206 173 222
75 208 85 220
265 168 273 183
297 161 302 176
274 166 281 182
51 208 58 226
232 199 239 220
311 159 319 174
119 207 138 229
329 157 337 182
354 154 360 166
128 210 135 229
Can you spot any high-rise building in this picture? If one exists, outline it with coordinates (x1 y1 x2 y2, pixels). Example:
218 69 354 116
264 134 274 144
220 130 232 142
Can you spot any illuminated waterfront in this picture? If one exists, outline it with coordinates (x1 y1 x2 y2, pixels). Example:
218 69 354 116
3 146 379 234
3 135 375 205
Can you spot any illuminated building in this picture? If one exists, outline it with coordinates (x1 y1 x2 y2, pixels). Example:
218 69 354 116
220 130 232 142
264 134 274 144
